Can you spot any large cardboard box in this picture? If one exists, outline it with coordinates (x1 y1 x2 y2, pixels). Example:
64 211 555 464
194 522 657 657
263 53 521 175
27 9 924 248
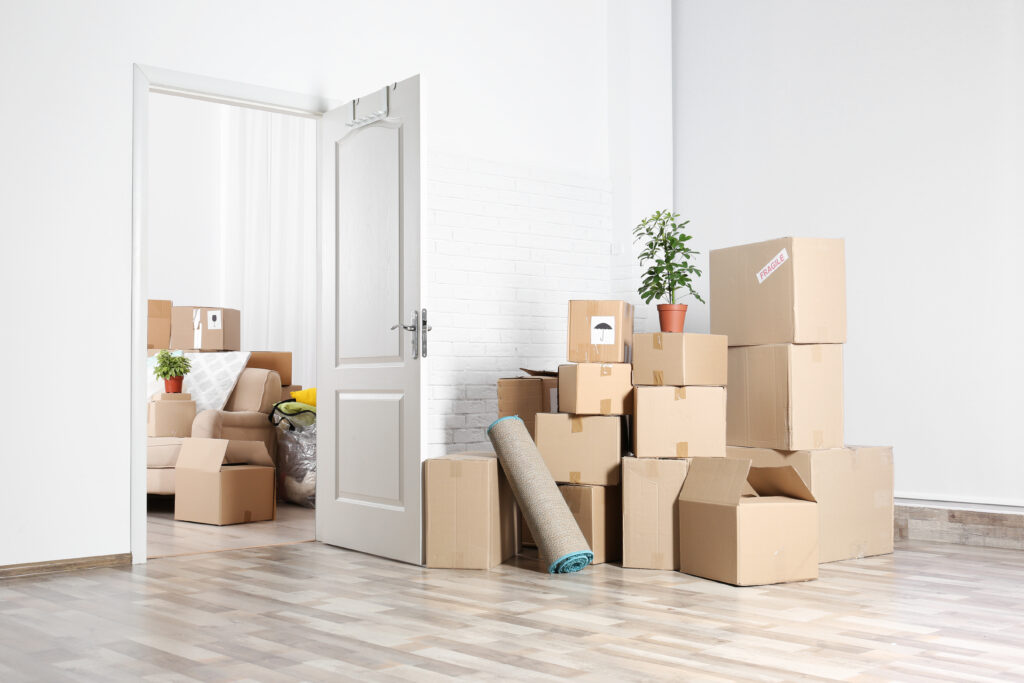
558 363 633 416
633 386 726 459
632 333 728 387
567 300 634 363
726 445 894 563
148 299 172 349
147 395 196 438
170 306 241 351
535 413 621 485
559 484 621 565
496 369 558 439
678 458 818 586
727 343 843 450
174 439 276 525
622 456 690 570
246 351 293 386
424 452 517 569
710 237 846 346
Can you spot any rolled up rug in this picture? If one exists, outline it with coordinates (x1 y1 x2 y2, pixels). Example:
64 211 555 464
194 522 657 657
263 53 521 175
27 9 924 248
486 416 593 573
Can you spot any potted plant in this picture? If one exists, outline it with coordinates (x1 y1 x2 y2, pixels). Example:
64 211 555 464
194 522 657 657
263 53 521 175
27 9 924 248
154 350 192 393
634 210 705 333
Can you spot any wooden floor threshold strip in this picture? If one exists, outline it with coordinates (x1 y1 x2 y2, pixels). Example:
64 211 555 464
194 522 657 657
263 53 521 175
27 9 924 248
0 552 132 580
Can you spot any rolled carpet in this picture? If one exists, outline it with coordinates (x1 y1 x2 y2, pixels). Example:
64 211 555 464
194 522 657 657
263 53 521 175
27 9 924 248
486 416 593 573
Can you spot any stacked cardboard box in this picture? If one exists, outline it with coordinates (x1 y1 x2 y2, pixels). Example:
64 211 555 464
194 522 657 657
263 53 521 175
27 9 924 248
496 369 559 439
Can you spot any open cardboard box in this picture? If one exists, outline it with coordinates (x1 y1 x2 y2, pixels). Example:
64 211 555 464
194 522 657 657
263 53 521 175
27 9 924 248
174 439 276 525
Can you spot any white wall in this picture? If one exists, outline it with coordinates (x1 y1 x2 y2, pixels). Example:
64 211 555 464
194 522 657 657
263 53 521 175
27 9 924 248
673 0 1024 505
0 0 618 566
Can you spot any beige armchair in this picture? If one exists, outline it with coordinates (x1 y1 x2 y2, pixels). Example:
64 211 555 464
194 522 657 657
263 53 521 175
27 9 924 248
147 368 283 495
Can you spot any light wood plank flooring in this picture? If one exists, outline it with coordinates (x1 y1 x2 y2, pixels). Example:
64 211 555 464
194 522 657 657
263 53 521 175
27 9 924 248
1 540 1022 681
147 496 315 559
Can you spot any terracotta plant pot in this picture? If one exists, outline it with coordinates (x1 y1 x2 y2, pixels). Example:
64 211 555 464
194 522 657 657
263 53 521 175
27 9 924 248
164 376 184 393
657 304 688 333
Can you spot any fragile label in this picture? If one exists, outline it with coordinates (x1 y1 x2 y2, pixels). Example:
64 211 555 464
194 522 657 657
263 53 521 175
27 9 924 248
590 316 615 345
207 310 223 330
756 248 789 284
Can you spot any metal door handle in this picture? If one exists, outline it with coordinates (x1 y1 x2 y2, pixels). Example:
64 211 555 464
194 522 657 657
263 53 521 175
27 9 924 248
391 310 420 359
421 308 431 358
390 323 416 332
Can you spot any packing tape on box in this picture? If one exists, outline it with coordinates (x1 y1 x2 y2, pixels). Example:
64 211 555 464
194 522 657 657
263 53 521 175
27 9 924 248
569 471 581 484
813 430 824 448
570 417 584 433
676 442 689 457
653 370 664 386
600 399 611 414
812 346 823 362
674 387 687 400
652 333 663 350
600 364 612 376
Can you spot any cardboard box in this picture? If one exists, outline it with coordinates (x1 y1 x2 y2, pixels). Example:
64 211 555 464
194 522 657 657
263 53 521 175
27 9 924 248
152 392 191 401
246 351 292 386
535 413 621 485
727 343 843 450
567 300 634 363
710 237 846 346
424 452 517 569
169 306 241 351
678 458 818 586
726 445 893 563
633 386 726 459
147 397 196 437
174 439 276 525
632 333 728 387
558 363 633 416
559 484 621 565
497 369 558 439
148 299 172 349
622 456 690 570
281 384 303 402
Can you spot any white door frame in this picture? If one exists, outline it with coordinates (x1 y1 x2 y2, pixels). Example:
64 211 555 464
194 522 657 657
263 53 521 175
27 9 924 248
129 65 341 563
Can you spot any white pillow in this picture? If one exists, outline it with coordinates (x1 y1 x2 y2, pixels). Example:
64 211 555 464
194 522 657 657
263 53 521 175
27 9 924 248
182 351 252 413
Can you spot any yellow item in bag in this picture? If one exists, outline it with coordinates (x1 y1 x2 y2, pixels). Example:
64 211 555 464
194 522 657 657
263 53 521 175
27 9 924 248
291 387 317 407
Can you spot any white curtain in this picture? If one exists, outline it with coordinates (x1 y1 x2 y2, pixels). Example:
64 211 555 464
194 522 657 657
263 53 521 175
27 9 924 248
219 107 317 387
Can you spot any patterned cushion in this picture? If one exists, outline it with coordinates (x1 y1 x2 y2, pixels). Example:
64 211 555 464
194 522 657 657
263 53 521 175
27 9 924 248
182 351 252 413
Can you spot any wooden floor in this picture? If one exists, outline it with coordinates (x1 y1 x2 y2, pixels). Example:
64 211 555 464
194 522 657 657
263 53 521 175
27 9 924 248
1 540 1022 681
147 496 315 559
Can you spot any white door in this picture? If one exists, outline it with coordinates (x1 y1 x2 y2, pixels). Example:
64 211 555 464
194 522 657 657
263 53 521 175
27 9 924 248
317 76 423 564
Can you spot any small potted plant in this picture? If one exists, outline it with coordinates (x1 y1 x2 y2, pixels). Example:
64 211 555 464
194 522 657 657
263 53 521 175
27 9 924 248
634 210 705 333
154 350 192 393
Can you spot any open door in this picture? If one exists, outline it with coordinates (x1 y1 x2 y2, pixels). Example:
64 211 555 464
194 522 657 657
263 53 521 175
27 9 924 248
317 76 423 564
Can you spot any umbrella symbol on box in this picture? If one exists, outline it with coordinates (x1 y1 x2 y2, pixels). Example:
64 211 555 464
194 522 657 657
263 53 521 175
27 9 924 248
594 322 612 331
591 319 615 345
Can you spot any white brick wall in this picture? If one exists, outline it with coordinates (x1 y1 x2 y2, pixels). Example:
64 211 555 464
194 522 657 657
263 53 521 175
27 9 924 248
425 153 616 456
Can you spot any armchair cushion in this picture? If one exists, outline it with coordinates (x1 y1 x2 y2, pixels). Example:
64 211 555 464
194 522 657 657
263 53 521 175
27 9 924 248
225 368 282 413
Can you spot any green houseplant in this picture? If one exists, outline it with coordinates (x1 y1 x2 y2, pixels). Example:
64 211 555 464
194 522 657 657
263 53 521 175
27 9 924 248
154 350 192 394
634 210 705 333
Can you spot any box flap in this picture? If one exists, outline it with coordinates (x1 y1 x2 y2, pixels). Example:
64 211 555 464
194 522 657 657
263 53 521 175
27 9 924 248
519 368 558 377
176 438 273 473
224 440 274 468
747 465 816 502
679 458 751 505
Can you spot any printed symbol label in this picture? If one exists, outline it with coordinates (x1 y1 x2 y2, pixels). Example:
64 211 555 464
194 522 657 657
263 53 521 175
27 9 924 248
591 316 615 345
756 248 789 284
207 310 223 330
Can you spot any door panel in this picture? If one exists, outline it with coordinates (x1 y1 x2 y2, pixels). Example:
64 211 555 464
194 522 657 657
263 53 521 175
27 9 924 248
317 77 422 564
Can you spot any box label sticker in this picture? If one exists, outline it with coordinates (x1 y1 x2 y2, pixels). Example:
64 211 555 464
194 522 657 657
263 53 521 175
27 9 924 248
207 310 223 330
591 316 615 345
192 309 202 349
756 248 789 284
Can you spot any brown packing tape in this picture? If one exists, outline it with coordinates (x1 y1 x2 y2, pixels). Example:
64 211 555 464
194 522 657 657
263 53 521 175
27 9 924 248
570 417 584 433
600 364 612 376
674 387 687 400
570 472 581 484
676 442 688 457
652 333 663 350
653 370 664 386
600 399 611 414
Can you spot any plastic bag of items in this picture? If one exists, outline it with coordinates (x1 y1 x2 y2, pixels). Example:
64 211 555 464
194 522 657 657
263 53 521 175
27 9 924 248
271 401 317 508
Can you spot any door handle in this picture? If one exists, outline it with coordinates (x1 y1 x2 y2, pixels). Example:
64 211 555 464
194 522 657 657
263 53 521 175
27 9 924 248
391 310 419 359
421 308 432 358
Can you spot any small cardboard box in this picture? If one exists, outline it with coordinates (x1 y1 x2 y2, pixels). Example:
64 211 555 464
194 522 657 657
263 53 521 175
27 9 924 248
148 299 172 349
726 445 893 563
559 484 621 565
497 369 558 439
710 237 846 346
632 333 728 387
633 386 726 459
622 456 690 570
728 343 843 450
535 413 622 485
281 384 303 402
558 363 633 416
174 439 276 525
247 351 293 386
147 397 196 437
424 452 517 569
169 306 241 351
567 300 634 363
678 458 818 586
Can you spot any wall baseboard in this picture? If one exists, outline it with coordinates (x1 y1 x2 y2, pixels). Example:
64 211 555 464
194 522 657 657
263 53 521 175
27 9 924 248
896 499 1024 551
0 553 132 580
